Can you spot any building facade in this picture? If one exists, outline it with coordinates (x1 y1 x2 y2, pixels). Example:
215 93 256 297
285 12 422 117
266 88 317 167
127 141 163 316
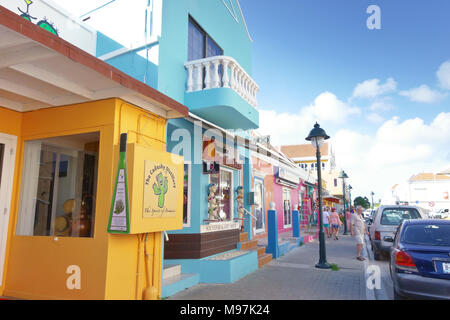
383 173 450 212
0 3 189 300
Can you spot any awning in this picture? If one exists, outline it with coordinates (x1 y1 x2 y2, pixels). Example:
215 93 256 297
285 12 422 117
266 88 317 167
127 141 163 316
0 6 188 119
323 196 340 203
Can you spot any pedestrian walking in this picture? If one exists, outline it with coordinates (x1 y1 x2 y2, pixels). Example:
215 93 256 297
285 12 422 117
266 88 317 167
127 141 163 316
350 205 369 261
323 206 331 238
329 207 341 240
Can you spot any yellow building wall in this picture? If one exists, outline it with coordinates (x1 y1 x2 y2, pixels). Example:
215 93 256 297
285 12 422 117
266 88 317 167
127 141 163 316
2 98 171 300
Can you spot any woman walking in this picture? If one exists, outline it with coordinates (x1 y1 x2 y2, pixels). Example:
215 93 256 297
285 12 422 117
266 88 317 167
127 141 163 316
329 207 341 240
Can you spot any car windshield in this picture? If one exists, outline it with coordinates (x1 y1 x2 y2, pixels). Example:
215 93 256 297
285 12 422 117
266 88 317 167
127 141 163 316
380 208 421 225
402 224 450 246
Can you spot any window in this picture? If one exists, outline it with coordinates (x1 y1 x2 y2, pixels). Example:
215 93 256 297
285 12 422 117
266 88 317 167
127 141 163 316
16 133 99 237
283 188 292 227
334 179 338 187
380 208 421 226
209 166 234 221
188 17 223 61
183 162 191 226
402 224 450 246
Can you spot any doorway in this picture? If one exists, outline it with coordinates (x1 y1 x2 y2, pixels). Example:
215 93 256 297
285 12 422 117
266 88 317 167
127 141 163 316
0 134 17 287
254 177 265 234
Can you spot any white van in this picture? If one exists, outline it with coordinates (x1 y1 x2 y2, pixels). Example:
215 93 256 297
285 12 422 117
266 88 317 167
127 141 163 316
369 205 423 260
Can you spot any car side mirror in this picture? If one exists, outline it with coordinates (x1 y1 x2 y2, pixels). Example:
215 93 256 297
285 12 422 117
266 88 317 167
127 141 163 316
384 236 394 243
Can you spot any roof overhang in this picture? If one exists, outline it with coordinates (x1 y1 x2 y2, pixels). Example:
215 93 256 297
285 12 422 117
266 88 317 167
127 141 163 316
0 6 188 119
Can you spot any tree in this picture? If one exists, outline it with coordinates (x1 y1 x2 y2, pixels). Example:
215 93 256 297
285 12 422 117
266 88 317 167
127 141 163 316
353 196 371 209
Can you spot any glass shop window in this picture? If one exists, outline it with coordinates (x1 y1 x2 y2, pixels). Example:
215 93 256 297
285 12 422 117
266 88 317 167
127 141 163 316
16 132 99 238
283 188 292 227
209 167 234 221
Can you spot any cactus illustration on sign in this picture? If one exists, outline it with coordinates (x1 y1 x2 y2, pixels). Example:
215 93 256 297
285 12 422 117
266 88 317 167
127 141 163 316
153 173 168 208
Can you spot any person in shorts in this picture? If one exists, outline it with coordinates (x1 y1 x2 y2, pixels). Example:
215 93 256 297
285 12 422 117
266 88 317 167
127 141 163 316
322 206 331 238
329 207 341 240
351 205 369 261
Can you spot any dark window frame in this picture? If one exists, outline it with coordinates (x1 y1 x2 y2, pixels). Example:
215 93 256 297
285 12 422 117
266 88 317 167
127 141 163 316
188 15 223 61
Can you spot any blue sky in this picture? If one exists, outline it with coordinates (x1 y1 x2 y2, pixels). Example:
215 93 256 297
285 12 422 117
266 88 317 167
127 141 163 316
237 0 450 202
240 0 450 122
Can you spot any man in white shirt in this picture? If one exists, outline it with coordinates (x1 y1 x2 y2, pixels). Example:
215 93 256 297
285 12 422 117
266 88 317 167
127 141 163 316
351 205 369 261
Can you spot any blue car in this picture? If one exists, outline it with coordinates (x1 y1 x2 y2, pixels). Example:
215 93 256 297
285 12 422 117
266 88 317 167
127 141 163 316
389 219 450 300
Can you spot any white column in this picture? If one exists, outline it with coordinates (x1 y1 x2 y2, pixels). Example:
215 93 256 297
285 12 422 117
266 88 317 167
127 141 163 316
186 64 194 92
204 61 212 89
195 63 203 91
222 60 230 88
212 59 220 88
230 63 236 90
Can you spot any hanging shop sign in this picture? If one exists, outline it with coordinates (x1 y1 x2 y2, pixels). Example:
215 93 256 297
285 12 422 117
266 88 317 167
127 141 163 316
108 139 184 234
143 161 178 219
275 166 299 188
107 133 130 234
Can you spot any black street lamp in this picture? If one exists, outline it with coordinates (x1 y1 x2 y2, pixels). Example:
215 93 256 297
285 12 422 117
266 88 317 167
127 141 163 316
348 185 353 210
370 191 375 209
306 122 330 269
339 170 349 235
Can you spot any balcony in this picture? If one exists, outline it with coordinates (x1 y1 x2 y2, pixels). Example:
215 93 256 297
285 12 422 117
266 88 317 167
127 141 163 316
184 56 259 130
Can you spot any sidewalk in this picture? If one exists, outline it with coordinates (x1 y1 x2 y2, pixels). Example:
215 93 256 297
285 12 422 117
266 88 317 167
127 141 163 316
168 231 368 300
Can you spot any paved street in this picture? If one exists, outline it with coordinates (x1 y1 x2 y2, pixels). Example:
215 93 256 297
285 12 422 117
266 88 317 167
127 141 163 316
168 231 393 300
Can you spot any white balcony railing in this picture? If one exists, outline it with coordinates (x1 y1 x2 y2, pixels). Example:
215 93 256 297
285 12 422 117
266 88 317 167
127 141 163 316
185 56 259 108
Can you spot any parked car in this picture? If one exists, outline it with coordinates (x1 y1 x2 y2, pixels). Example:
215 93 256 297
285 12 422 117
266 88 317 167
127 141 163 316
435 209 449 219
363 210 372 219
369 205 423 260
389 219 450 300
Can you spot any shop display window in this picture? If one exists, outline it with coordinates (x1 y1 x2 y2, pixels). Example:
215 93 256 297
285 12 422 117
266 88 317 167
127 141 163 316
283 188 292 227
16 132 99 237
209 166 234 221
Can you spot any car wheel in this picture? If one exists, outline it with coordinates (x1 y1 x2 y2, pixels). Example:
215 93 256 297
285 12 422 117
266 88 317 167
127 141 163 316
393 289 405 300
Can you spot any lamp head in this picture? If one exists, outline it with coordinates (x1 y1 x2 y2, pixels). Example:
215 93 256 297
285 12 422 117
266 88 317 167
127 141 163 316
338 170 349 179
305 122 330 148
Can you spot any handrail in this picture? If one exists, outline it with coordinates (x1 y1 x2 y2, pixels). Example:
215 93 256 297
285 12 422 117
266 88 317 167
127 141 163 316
184 55 259 89
243 207 257 221
184 55 259 108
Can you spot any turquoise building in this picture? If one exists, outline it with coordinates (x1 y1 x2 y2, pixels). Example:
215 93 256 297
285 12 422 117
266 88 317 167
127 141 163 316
92 0 261 297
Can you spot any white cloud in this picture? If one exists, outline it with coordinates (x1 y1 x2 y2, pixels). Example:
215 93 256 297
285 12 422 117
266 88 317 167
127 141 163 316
437 60 450 90
369 98 394 112
332 113 450 201
399 84 446 103
352 78 397 99
257 92 360 146
366 112 384 124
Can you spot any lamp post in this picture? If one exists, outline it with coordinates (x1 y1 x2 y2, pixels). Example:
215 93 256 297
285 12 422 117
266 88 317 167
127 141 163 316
370 191 375 209
349 185 353 211
339 170 349 235
306 122 330 269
